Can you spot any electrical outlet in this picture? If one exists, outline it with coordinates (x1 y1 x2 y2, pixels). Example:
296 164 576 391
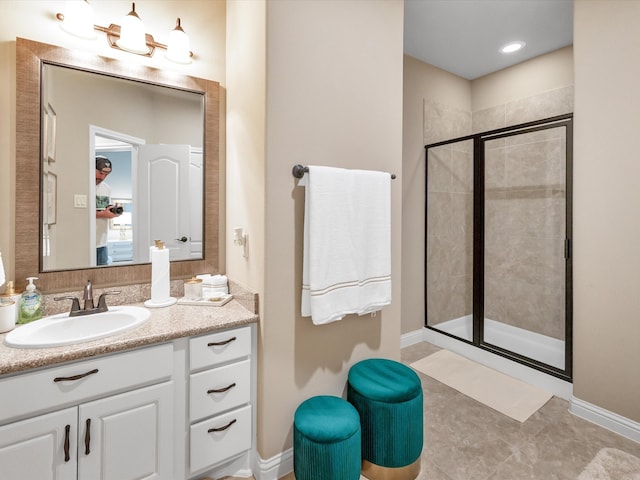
74 194 87 208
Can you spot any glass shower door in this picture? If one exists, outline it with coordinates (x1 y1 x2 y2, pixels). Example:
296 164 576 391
425 114 573 380
482 126 568 371
425 139 474 342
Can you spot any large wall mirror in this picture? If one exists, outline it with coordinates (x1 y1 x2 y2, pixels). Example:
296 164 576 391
16 38 220 292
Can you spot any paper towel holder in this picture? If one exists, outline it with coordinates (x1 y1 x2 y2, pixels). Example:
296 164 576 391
144 240 177 308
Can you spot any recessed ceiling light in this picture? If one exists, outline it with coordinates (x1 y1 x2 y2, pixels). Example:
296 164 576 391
500 41 526 54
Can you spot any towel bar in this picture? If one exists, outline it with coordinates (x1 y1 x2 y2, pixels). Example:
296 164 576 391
292 164 396 180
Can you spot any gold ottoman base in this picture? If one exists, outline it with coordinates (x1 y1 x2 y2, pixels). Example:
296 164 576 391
361 457 421 480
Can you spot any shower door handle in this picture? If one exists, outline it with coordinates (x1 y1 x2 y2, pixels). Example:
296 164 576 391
564 238 571 260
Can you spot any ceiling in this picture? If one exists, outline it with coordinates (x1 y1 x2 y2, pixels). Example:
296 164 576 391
403 0 574 80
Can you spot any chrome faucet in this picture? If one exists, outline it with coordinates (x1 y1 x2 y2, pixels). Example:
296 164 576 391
55 280 121 317
83 280 95 310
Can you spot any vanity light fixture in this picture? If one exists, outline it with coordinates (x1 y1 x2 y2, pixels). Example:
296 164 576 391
500 41 526 54
56 1 194 64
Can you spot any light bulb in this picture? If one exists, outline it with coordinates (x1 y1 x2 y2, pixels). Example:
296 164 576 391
116 3 149 54
500 41 526 54
60 0 96 40
165 18 192 64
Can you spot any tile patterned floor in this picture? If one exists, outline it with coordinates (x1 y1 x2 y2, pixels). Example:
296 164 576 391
232 341 640 480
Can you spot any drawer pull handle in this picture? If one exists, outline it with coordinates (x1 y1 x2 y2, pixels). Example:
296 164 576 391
64 424 71 462
207 336 237 347
207 382 236 394
84 418 91 455
54 368 99 383
208 418 237 433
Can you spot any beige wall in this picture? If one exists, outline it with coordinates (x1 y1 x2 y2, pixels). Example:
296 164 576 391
573 0 640 422
225 0 266 298
260 0 404 458
471 46 574 112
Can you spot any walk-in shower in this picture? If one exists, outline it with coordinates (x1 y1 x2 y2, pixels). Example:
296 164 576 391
425 114 573 381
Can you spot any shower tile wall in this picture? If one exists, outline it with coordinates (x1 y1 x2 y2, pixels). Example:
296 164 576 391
473 86 574 133
424 99 473 326
425 87 573 340
426 140 473 325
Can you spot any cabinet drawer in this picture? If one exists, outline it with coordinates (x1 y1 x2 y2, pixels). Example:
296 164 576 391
0 343 173 424
190 359 250 422
190 326 251 371
189 405 252 473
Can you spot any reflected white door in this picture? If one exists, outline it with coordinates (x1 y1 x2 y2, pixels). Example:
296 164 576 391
189 148 203 259
137 144 191 261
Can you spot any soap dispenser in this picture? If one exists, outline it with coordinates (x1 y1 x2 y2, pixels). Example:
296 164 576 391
18 277 43 324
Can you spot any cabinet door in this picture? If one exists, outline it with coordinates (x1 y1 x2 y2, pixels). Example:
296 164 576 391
0 407 77 480
78 381 174 480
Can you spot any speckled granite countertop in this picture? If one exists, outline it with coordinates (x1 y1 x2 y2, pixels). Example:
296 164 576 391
0 300 258 376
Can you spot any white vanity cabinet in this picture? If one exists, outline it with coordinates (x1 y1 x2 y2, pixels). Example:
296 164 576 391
188 326 253 476
0 344 174 480
0 322 257 480
0 407 77 479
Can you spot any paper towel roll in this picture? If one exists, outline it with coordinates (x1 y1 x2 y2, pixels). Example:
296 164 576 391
151 245 170 302
144 244 176 308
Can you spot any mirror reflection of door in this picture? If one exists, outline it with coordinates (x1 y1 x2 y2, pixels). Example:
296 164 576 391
137 145 200 262
92 132 198 266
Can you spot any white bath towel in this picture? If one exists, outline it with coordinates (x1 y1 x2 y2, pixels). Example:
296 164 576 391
299 165 391 325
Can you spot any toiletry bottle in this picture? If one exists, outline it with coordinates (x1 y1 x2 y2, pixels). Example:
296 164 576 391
18 277 43 324
0 298 16 333
0 280 21 323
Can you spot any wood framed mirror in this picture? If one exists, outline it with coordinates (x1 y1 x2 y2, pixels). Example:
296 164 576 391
15 38 220 292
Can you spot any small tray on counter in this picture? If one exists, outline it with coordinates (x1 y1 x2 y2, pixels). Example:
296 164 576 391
177 294 233 307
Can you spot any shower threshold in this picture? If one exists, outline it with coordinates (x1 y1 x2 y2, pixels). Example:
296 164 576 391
433 315 565 370
421 321 573 401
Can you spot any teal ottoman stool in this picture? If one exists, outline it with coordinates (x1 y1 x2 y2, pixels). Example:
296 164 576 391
348 358 423 480
294 395 362 480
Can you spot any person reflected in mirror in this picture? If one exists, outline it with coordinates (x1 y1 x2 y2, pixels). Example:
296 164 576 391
95 156 122 266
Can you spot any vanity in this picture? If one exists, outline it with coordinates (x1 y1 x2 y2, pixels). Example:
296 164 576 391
0 300 258 480
5 35 248 479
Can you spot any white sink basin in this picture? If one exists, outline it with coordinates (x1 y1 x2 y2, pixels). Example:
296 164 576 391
4 306 151 349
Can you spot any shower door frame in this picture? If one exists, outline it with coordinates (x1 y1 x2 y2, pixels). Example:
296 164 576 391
424 114 573 382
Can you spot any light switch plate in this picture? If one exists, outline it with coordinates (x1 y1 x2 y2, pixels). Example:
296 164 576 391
74 194 87 208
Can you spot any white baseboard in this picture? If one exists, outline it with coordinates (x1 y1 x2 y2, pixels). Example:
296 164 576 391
570 396 640 444
400 328 424 348
254 447 294 480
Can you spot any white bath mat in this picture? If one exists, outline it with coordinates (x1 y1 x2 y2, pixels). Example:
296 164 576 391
410 349 552 422
578 448 640 479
